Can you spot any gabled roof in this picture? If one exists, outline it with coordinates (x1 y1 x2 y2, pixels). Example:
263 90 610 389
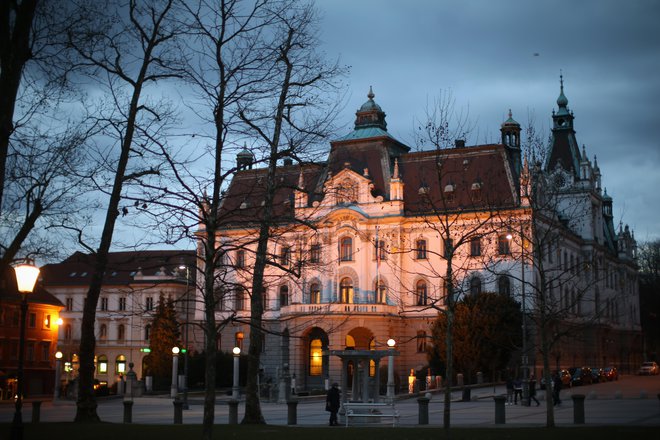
40 250 195 286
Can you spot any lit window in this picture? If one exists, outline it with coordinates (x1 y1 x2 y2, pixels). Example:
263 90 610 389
310 283 321 304
116 355 126 374
340 278 354 304
309 339 322 376
98 355 108 374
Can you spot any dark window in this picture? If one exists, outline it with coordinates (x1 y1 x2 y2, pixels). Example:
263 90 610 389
279 285 289 308
310 244 321 263
416 331 427 352
470 277 482 296
145 297 153 311
498 276 511 296
234 287 245 310
119 297 126 311
28 313 36 328
498 235 511 255
64 325 72 341
375 239 387 261
340 237 353 261
66 298 73 311
236 250 245 268
416 280 428 306
100 297 108 311
375 282 387 304
280 246 291 266
117 324 125 341
99 324 107 339
416 239 427 259
145 324 151 340
470 237 481 256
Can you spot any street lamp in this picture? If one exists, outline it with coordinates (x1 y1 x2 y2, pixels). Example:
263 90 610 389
232 346 241 400
386 338 396 401
54 351 63 400
171 347 180 399
178 264 191 410
11 260 40 440
507 226 529 406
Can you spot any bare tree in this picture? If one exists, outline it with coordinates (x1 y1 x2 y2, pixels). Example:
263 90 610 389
65 0 182 422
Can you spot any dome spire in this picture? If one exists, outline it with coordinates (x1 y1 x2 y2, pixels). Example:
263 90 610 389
367 85 375 101
354 86 387 130
557 71 569 110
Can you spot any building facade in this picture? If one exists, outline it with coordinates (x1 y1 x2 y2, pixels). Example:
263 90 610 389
207 82 641 395
0 267 63 399
41 250 196 392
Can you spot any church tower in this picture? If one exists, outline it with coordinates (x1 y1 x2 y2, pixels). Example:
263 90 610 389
547 74 581 179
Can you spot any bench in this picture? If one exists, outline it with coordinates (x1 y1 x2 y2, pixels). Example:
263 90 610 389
343 402 400 427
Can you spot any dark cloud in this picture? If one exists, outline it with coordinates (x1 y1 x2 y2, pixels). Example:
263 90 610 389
319 0 660 240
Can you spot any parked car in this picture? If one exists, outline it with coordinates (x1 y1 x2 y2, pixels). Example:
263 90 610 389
571 367 593 386
638 361 659 375
602 366 619 381
540 369 572 389
588 367 605 383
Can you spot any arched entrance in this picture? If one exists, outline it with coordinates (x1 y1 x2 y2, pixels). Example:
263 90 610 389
304 327 329 390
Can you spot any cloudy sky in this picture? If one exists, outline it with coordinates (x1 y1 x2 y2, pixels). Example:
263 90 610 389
314 0 660 241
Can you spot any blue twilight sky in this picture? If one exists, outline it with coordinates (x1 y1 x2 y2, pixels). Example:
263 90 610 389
313 0 660 241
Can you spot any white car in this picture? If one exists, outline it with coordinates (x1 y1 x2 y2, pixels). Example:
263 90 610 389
638 361 659 375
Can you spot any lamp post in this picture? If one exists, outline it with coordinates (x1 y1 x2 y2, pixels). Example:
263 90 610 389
171 347 180 399
232 346 241 400
54 351 63 400
507 224 529 406
11 261 40 440
178 264 190 410
386 338 396 401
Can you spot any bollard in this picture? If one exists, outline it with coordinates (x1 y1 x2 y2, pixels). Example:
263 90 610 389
287 399 298 425
493 395 506 424
571 394 585 424
173 399 183 424
31 401 42 423
123 400 133 423
462 387 471 402
417 397 429 425
228 399 239 425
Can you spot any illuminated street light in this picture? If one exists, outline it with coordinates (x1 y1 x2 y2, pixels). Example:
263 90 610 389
232 346 241 400
54 351 63 400
11 261 40 440
171 347 180 399
386 338 396 401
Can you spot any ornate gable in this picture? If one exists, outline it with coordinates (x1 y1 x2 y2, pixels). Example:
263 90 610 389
322 167 383 207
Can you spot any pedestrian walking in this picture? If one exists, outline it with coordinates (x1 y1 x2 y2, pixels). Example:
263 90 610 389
505 377 514 405
513 378 523 405
529 375 540 406
552 373 562 406
325 382 341 426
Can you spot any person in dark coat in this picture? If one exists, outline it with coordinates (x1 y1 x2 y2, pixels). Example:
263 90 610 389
552 372 562 406
326 382 341 426
529 375 540 406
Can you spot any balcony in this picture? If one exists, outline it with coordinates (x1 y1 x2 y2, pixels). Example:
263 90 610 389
281 303 397 316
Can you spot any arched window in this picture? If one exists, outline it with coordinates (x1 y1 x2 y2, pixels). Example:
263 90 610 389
98 355 108 374
279 285 289 308
340 278 354 303
144 324 151 341
470 277 482 296
498 276 511 296
345 334 356 349
375 281 387 304
116 354 126 375
416 280 427 306
99 323 107 339
340 237 353 261
309 339 322 376
310 283 321 304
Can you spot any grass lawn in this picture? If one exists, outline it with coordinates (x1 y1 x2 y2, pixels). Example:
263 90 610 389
1 423 657 440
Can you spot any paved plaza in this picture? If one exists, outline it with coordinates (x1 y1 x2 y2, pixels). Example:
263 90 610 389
1 375 658 427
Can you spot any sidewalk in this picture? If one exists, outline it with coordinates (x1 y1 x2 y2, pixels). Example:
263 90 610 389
1 377 658 427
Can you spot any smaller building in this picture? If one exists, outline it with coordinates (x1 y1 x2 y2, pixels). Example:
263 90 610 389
0 266 63 399
40 250 196 393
